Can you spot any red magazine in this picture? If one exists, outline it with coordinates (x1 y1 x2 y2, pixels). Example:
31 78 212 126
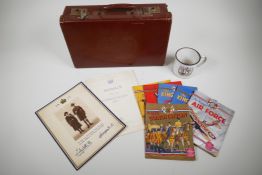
143 84 159 103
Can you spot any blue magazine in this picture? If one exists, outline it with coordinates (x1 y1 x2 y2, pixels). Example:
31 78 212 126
157 84 178 104
171 85 197 104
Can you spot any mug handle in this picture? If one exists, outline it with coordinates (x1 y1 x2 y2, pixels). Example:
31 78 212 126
197 56 207 67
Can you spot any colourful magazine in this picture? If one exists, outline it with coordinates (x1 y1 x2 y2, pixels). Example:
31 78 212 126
144 104 195 160
157 81 182 104
171 85 197 104
143 84 159 103
188 91 234 156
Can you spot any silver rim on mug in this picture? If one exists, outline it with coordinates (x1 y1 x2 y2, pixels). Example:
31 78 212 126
175 47 201 66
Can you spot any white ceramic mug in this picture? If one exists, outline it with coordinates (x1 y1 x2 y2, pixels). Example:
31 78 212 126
172 47 207 78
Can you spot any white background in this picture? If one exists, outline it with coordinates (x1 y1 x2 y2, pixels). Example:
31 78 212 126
0 0 262 174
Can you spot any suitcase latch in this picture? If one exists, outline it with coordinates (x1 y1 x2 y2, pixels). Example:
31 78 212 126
70 8 88 19
142 6 161 16
128 6 160 16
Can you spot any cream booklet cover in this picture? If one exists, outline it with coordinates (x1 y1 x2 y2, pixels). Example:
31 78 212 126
85 71 144 135
36 83 125 170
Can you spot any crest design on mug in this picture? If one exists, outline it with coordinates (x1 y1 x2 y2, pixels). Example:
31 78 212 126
178 66 193 76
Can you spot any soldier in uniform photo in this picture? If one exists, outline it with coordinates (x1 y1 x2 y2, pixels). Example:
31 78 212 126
64 112 84 134
71 103 93 128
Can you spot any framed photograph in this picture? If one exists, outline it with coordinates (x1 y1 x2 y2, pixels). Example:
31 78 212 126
36 82 126 170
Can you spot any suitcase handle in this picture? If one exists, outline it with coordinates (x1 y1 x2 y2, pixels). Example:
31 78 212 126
103 4 135 10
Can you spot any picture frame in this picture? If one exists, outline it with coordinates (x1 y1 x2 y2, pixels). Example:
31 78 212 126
36 82 126 170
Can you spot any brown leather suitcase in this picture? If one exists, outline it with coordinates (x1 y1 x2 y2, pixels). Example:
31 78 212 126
60 4 172 68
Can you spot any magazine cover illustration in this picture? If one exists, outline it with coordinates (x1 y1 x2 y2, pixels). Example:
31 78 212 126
188 91 234 156
143 84 159 103
158 84 178 104
171 85 197 104
145 104 195 160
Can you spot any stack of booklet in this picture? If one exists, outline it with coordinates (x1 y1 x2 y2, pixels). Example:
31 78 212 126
133 80 235 160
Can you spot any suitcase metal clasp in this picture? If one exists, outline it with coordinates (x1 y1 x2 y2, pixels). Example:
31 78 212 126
70 8 88 19
142 6 160 16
